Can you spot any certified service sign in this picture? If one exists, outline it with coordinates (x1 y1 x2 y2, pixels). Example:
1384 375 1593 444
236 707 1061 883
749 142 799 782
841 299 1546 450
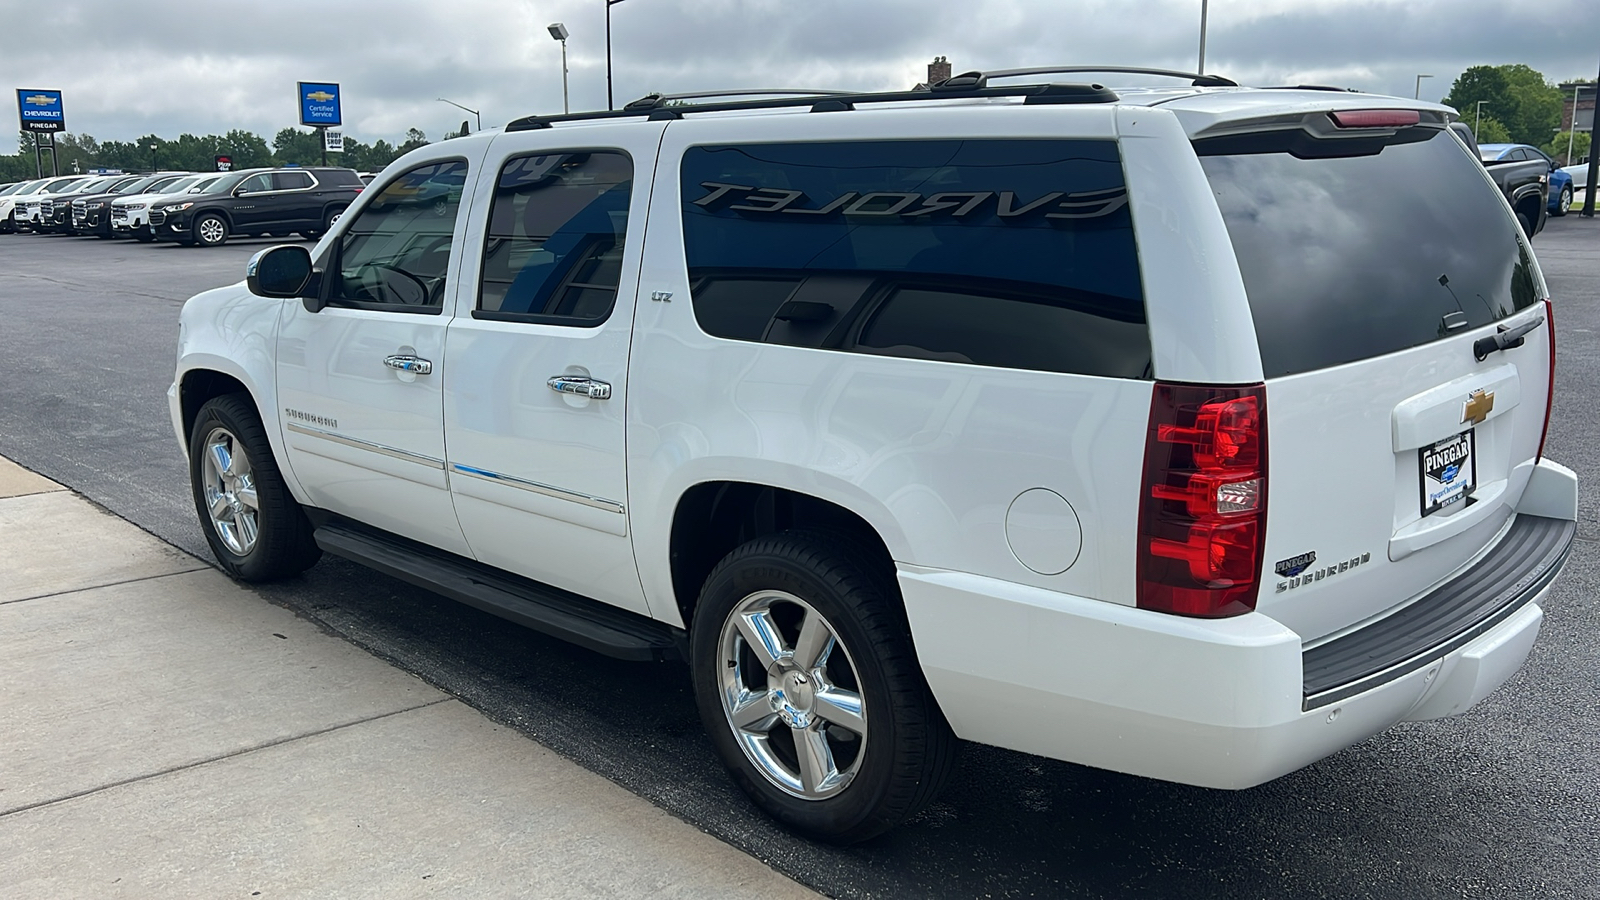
298 82 342 127
17 89 65 133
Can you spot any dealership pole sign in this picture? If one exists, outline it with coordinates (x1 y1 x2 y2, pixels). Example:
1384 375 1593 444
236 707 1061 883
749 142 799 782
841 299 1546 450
298 82 342 127
17 89 65 133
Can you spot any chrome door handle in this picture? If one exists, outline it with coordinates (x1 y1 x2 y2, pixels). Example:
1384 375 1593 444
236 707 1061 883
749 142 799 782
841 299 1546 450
383 354 433 375
547 375 612 400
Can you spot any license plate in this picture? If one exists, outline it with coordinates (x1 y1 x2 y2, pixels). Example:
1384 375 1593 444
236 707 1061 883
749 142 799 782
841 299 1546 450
1420 429 1475 517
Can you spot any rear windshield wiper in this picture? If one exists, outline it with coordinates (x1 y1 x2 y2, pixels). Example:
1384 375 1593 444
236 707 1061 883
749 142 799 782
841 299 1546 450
1474 315 1543 361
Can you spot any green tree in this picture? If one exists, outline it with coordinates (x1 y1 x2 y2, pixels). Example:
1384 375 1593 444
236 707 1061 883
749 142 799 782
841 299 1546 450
1443 64 1561 146
272 127 325 166
1471 115 1513 145
397 128 429 156
1545 131 1591 167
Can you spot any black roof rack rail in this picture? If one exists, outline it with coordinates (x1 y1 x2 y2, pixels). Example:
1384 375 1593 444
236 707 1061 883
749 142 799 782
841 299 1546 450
505 79 1121 132
973 66 1238 88
1260 84 1361 93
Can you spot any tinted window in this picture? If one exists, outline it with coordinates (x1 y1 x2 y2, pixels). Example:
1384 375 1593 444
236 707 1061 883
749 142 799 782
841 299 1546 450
236 173 272 194
1197 127 1539 378
327 160 468 311
275 171 314 190
680 140 1149 378
477 151 632 324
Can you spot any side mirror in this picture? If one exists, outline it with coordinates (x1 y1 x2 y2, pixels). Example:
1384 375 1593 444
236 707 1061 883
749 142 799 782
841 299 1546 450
247 245 314 299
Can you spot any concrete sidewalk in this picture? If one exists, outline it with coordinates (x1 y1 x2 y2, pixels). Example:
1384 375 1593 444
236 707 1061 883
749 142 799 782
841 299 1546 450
0 456 819 899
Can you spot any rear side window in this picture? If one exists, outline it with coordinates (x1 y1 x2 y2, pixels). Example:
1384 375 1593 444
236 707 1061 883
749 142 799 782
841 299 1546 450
680 140 1150 378
1197 128 1540 378
477 150 632 325
275 171 314 190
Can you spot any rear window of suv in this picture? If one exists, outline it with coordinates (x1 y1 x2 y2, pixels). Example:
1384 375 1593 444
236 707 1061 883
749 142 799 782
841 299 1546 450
680 139 1150 378
1197 127 1540 378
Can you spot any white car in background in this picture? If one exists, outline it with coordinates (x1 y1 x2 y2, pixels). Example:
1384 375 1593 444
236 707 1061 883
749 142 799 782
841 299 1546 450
1562 162 1590 205
0 179 38 232
12 175 90 231
112 173 223 242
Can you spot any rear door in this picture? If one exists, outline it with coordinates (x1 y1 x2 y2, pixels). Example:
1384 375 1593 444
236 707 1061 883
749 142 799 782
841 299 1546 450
1194 120 1552 641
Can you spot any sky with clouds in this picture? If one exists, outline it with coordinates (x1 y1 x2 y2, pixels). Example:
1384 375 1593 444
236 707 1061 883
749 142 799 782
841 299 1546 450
4 0 1595 148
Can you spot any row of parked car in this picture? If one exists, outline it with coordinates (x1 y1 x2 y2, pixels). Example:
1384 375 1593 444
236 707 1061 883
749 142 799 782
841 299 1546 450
0 166 371 246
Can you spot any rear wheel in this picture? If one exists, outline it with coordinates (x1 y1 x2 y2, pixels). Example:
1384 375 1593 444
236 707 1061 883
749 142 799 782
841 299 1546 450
194 213 229 247
690 530 955 843
188 394 321 581
1556 185 1573 217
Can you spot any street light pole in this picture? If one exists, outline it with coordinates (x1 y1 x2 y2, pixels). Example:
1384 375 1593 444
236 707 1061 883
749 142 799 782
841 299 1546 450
436 97 482 132
1197 0 1209 75
1474 100 1488 141
548 23 570 114
606 0 628 111
1567 84 1580 166
149 143 157 174
1414 74 1432 99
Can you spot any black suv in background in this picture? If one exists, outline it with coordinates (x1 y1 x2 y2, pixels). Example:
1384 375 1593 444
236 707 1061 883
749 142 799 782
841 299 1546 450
39 174 143 234
151 167 364 247
71 172 190 238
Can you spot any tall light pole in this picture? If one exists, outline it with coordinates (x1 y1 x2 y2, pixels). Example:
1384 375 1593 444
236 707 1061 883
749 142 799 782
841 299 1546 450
548 23 570 114
149 142 157 174
606 0 628 110
1414 74 1432 99
436 97 481 133
1197 0 1209 74
1474 100 1489 141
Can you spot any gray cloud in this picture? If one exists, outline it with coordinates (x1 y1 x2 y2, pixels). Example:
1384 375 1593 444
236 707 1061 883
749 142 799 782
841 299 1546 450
3 0 1594 149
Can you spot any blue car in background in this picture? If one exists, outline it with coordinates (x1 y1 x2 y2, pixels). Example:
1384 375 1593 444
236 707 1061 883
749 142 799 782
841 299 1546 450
1480 144 1574 215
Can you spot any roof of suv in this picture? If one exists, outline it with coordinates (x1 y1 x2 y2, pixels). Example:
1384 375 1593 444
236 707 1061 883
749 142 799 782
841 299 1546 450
496 69 1458 140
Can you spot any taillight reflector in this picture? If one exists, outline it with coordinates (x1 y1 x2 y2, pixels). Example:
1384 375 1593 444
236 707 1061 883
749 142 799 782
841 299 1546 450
1329 109 1421 129
1138 383 1268 618
1537 298 1555 462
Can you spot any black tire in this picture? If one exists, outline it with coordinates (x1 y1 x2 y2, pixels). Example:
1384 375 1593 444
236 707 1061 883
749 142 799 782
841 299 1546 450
1555 185 1573 217
690 529 955 843
134 232 155 243
299 229 323 241
194 212 229 247
1516 210 1534 240
188 393 321 582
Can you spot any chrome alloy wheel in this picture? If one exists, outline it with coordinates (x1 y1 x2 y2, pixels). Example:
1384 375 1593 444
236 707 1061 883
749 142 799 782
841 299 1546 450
197 216 226 244
200 426 259 555
718 590 868 800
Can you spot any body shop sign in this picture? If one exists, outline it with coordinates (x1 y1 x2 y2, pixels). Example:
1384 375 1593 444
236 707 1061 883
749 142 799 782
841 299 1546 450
17 89 64 133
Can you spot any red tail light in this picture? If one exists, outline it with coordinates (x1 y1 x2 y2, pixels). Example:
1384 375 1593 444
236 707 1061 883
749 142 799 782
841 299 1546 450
1138 383 1268 617
1329 109 1421 129
1537 298 1555 462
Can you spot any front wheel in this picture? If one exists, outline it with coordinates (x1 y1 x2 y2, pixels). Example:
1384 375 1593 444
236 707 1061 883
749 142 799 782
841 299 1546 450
691 530 955 843
189 394 321 581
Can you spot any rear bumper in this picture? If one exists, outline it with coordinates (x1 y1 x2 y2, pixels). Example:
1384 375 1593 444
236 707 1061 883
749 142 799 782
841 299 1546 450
902 503 1571 790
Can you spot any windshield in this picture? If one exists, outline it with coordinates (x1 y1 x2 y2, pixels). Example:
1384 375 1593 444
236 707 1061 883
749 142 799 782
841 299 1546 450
1197 127 1539 378
0 183 24 197
45 178 88 193
190 175 224 193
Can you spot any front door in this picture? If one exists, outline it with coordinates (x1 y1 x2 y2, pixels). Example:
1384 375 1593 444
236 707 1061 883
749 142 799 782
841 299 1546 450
442 126 665 616
277 157 477 556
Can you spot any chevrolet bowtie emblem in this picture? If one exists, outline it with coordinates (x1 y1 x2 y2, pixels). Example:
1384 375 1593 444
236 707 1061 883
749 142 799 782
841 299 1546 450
1462 389 1495 426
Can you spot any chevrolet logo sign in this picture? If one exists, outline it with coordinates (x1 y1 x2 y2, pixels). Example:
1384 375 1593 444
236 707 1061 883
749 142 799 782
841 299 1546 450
1462 389 1495 426
24 94 54 106
306 91 335 102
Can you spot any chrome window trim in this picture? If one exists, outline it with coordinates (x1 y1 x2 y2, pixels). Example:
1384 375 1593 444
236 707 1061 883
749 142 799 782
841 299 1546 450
449 463 626 514
286 422 444 469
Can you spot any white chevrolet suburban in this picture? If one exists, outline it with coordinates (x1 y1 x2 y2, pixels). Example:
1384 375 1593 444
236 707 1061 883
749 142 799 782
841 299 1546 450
170 68 1576 842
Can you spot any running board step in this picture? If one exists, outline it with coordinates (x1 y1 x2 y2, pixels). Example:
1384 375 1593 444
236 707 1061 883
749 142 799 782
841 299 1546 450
313 522 683 662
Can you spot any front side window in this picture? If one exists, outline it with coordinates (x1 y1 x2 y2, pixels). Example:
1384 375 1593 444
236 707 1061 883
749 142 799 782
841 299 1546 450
679 140 1150 378
326 160 468 311
476 150 633 325
236 173 272 194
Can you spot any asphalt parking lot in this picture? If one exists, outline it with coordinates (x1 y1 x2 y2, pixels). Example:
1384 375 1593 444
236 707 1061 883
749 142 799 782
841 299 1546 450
1 221 1598 899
